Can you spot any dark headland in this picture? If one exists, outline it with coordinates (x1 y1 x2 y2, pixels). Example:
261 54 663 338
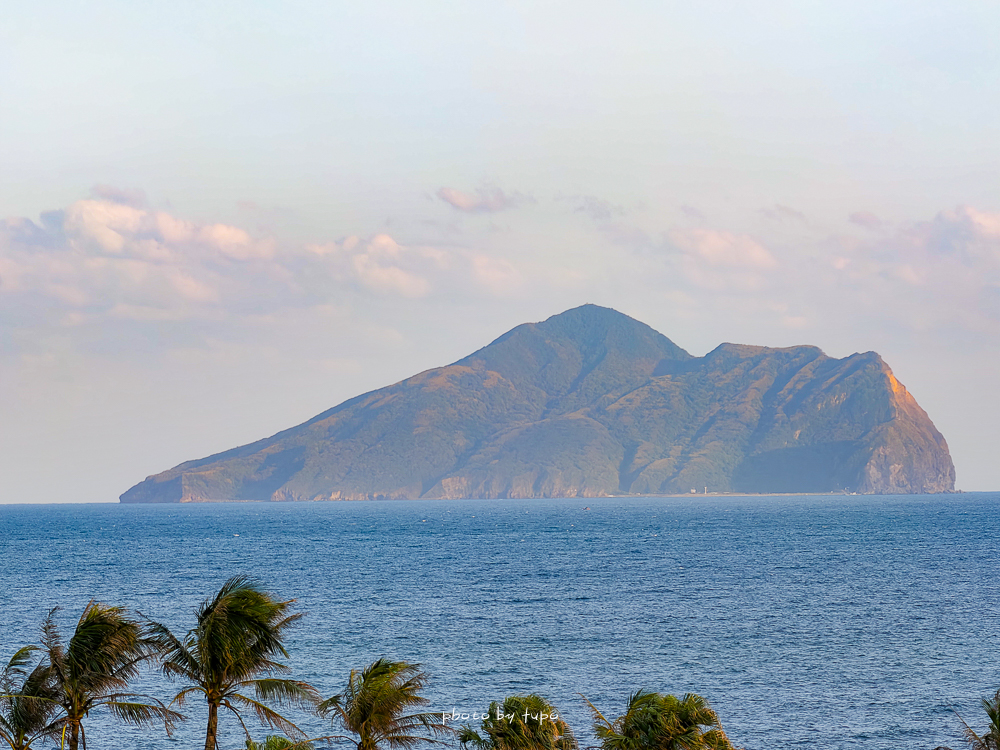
121 304 955 502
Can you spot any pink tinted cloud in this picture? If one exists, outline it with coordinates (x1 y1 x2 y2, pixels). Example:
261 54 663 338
827 205 1000 330
2 194 526 331
665 228 778 292
0 196 280 321
669 228 777 269
305 233 520 299
436 187 528 213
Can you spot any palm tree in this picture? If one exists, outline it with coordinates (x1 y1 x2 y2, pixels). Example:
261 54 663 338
245 735 314 750
147 575 318 750
935 689 1000 750
41 602 181 750
584 690 735 750
458 694 576 750
0 646 62 750
318 658 451 750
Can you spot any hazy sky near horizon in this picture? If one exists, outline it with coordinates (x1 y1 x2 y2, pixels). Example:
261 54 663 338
2 1 999 501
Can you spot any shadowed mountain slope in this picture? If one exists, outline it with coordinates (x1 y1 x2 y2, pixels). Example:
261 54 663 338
121 305 954 502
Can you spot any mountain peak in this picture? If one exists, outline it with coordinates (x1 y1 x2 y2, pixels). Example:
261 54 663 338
454 305 689 412
534 304 690 356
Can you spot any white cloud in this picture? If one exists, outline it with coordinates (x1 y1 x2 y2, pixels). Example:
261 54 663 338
892 264 923 285
64 199 146 254
471 255 521 296
601 205 1000 340
1 198 280 328
875 207 1000 274
436 186 528 213
305 233 520 299
155 212 196 244
822 205 1000 334
170 270 220 302
0 201 373 323
9 191 1000 372
198 223 264 259
0 190 533 348
967 208 1000 238
669 228 777 269
680 205 707 221
305 235 435 298
663 228 778 292
351 254 430 297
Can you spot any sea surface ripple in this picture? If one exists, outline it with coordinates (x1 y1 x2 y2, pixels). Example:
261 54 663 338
2 494 999 749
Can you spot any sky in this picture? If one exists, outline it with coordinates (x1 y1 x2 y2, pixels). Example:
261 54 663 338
2 1 999 501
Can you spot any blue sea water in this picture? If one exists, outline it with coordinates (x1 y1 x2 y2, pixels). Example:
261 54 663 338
2 494 999 750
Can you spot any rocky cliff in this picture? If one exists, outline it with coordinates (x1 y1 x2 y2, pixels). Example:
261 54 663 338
120 305 955 502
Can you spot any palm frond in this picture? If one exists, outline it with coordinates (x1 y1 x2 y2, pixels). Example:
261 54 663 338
225 692 306 740
169 684 207 708
0 645 64 748
457 726 491 750
143 618 199 680
40 610 66 683
579 694 613 734
2 647 38 682
249 678 320 709
224 698 256 741
103 698 183 732
191 576 303 685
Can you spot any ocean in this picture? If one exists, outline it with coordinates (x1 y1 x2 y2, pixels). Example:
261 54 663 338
2 494 998 749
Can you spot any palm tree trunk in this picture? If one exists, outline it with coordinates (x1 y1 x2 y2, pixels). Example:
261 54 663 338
66 721 80 750
204 701 219 750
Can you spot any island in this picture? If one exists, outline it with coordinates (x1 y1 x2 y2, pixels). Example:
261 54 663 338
121 304 955 502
